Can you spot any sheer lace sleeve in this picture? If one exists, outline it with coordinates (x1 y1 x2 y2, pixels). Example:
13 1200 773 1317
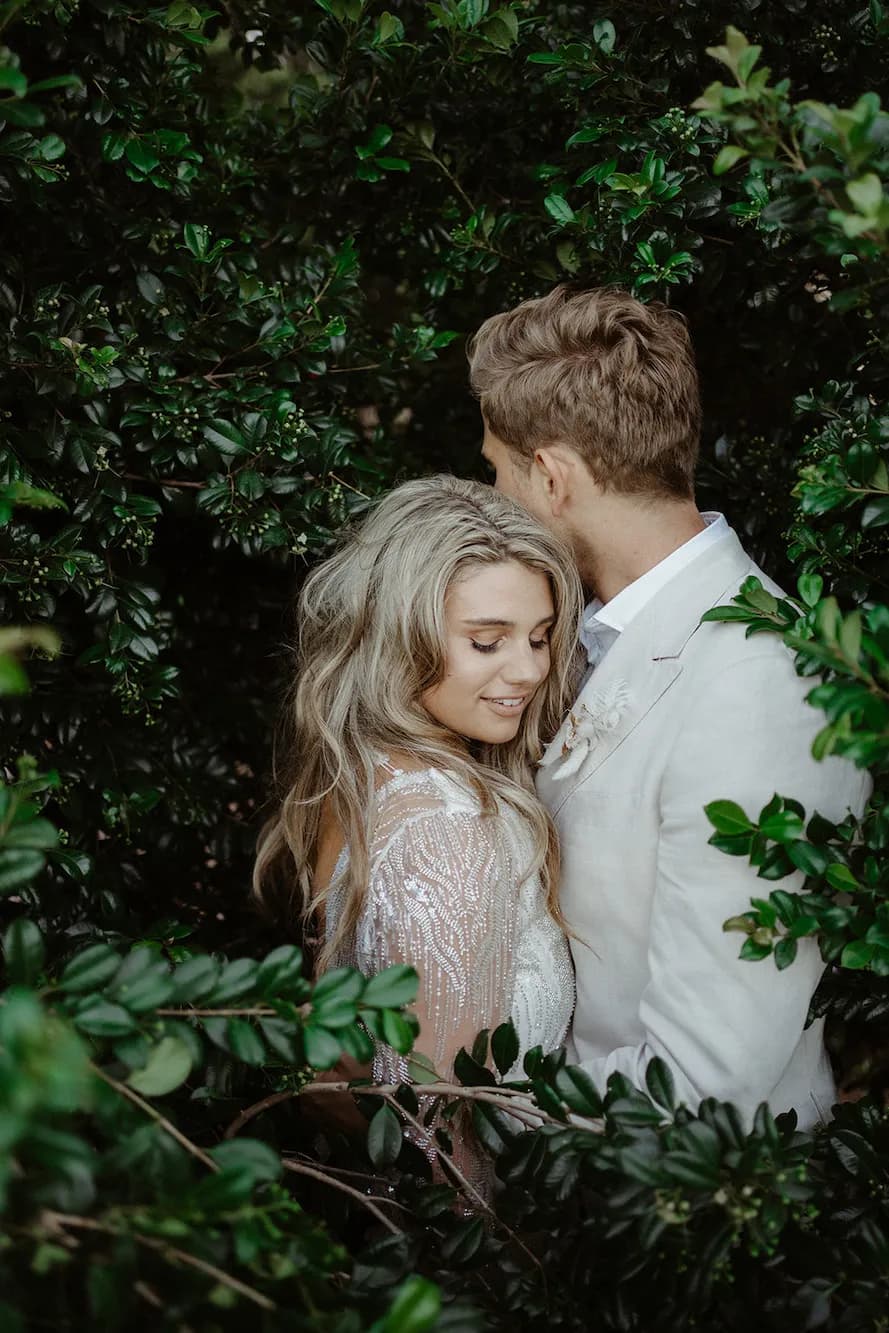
364 787 519 1082
358 780 521 1194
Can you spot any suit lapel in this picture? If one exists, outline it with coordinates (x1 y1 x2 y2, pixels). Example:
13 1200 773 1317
537 613 682 812
538 530 754 811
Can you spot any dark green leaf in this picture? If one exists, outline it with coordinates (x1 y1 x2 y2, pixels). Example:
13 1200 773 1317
73 1000 137 1038
3 917 45 986
607 1097 664 1126
59 944 121 994
491 1020 519 1077
226 1018 266 1065
553 1065 603 1117
453 1046 495 1087
705 800 754 836
841 940 875 969
208 1138 282 1184
544 193 575 224
774 937 799 970
787 841 831 877
377 1275 441 1333
470 1028 489 1066
645 1058 676 1112
302 1023 342 1069
367 1104 402 1167
256 944 304 995
203 958 258 1004
380 1008 418 1053
739 938 773 962
169 955 220 1002
362 965 418 1009
126 1036 193 1095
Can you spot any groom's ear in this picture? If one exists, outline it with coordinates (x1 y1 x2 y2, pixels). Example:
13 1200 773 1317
532 443 580 517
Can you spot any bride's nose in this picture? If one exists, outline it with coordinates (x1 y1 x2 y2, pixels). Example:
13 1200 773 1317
501 643 547 688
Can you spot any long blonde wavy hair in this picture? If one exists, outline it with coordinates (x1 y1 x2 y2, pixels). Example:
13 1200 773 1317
253 474 584 971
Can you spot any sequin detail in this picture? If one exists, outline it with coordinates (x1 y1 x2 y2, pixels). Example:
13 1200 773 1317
324 765 574 1188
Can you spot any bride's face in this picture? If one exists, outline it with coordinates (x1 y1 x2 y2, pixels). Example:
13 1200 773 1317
421 560 554 745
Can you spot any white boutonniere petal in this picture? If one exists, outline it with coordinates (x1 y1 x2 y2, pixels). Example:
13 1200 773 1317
540 681 631 781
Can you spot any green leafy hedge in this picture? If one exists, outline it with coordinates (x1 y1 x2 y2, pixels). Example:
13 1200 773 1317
1 1 888 1328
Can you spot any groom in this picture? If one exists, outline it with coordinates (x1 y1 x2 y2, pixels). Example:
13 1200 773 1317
469 285 870 1129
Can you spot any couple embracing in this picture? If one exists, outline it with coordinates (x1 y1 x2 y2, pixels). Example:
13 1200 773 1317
255 286 869 1180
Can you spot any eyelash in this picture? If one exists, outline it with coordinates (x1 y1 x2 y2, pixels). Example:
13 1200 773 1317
470 638 550 654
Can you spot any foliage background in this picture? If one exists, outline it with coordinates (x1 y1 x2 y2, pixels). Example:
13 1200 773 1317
1 0 889 1328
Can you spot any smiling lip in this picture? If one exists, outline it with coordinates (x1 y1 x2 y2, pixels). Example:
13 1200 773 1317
481 695 527 714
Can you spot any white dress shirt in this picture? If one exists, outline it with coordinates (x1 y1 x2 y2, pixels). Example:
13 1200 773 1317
580 512 731 667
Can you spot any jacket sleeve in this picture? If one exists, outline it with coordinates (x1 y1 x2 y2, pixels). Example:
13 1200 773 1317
574 650 872 1121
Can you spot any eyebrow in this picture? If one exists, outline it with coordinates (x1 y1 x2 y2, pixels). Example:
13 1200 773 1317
461 616 556 629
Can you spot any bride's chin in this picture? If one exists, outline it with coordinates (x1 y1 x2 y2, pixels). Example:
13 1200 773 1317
473 720 524 745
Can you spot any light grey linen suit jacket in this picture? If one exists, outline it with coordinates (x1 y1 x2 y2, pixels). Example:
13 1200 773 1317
536 528 871 1130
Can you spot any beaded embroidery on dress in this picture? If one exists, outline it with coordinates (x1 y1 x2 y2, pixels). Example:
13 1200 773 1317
324 762 574 1186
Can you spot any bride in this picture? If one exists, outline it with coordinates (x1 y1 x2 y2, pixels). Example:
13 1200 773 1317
254 475 581 1178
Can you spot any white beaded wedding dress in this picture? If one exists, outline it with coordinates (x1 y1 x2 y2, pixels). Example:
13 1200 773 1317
325 759 574 1189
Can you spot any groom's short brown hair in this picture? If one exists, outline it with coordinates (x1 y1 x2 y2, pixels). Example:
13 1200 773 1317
468 285 701 499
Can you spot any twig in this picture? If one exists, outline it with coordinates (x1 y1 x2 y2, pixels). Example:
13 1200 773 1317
286 1155 408 1193
134 1280 165 1310
155 1007 282 1018
298 1078 587 1129
95 1067 219 1172
328 471 370 499
379 1092 547 1284
379 1093 489 1215
326 361 384 375
122 472 204 491
40 1211 275 1311
281 1159 400 1235
224 1090 300 1140
423 147 478 216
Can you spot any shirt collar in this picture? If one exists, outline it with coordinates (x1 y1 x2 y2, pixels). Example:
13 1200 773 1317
583 513 731 635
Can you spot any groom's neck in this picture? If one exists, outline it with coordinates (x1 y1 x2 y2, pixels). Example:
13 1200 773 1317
573 493 706 604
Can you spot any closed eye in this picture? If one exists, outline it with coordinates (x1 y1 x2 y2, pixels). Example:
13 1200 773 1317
471 636 550 654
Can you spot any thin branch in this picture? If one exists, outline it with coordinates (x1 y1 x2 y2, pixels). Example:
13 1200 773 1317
123 473 204 491
379 1092 547 1285
224 1089 300 1140
421 147 478 216
281 1159 401 1235
379 1092 490 1216
134 1280 165 1310
40 1211 275 1311
297 1078 588 1128
328 471 370 499
95 1067 219 1172
285 1154 410 1195
155 1006 282 1018
326 361 384 375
